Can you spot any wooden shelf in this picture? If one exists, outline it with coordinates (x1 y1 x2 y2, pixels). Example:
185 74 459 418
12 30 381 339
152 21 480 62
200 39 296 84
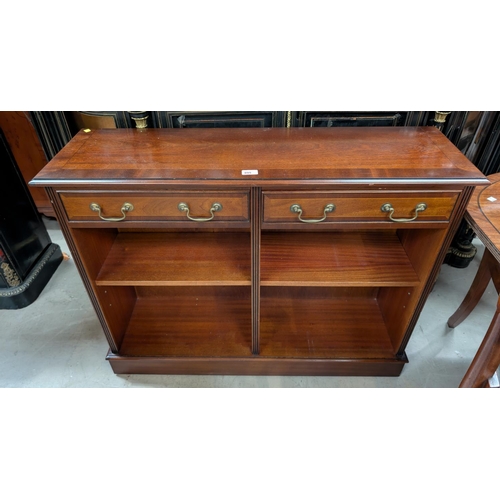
260 287 395 359
118 287 252 357
96 232 251 286
261 231 420 286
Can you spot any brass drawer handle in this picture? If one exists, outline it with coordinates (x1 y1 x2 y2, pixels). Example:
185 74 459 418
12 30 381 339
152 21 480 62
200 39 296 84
290 203 335 223
90 202 134 221
381 202 427 222
178 202 223 222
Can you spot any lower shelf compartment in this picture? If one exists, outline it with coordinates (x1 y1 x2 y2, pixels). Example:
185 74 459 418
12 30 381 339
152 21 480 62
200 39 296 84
118 287 252 357
108 285 406 375
260 287 396 359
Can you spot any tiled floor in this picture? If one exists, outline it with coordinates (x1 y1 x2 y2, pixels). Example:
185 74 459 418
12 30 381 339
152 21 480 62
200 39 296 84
0 218 497 388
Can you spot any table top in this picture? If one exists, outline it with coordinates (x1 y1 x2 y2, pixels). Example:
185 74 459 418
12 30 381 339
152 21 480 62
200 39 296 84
466 172 500 262
31 127 489 187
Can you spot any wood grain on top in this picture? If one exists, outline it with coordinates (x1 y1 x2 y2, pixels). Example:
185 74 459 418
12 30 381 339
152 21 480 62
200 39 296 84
30 127 488 185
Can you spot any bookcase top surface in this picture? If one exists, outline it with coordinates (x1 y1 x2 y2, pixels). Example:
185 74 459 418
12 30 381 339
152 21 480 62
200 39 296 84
31 126 488 186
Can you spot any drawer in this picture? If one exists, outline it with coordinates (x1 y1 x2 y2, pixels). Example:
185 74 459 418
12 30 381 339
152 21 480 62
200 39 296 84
263 191 459 223
60 191 249 222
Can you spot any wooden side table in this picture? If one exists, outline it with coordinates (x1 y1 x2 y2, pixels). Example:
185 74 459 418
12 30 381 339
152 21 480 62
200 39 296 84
448 172 500 387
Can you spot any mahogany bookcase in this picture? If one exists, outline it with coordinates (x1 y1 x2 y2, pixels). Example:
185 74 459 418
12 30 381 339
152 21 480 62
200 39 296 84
31 127 488 375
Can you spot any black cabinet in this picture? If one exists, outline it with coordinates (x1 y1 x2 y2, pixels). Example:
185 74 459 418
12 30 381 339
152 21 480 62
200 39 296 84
0 129 62 309
157 111 285 128
292 111 430 128
63 111 286 133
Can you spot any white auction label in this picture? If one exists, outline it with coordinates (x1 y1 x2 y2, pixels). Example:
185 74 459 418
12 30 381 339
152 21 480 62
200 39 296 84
487 196 497 202
242 170 258 175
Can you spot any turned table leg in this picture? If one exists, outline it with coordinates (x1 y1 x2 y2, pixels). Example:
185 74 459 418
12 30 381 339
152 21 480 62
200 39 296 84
459 294 500 388
447 248 497 328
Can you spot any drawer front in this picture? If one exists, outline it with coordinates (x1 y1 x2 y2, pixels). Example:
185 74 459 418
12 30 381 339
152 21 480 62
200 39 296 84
60 191 249 222
263 191 459 223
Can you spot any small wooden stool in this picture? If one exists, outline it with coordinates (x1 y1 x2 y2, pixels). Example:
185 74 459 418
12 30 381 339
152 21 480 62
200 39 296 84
448 173 500 387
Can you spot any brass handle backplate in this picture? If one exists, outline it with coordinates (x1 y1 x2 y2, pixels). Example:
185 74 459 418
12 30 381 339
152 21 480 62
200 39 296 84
290 203 335 223
381 202 427 222
178 202 223 222
90 202 134 221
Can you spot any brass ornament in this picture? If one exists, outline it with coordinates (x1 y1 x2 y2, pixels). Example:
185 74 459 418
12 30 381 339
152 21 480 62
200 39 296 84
434 111 451 124
128 111 149 129
1 262 21 287
0 245 59 297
